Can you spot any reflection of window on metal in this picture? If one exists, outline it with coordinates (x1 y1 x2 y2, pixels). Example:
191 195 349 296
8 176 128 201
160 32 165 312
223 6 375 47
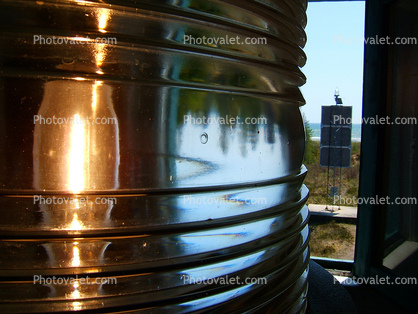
33 80 120 192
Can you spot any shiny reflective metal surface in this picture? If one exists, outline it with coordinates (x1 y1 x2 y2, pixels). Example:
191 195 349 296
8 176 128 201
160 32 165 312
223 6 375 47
0 0 309 312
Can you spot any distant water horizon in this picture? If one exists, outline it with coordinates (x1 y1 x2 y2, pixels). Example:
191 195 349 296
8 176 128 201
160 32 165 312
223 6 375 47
309 123 362 142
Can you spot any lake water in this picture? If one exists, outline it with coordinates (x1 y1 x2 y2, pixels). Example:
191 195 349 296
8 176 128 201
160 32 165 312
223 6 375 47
309 123 362 142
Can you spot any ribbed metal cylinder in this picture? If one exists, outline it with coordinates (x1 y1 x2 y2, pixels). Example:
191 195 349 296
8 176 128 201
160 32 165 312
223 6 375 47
0 0 309 312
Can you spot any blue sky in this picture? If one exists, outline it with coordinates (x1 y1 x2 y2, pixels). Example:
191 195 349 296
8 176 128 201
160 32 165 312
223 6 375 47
300 1 366 124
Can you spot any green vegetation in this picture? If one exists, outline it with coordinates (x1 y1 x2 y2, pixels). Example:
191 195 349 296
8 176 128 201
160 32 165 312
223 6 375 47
303 117 361 206
309 221 356 259
302 113 319 165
